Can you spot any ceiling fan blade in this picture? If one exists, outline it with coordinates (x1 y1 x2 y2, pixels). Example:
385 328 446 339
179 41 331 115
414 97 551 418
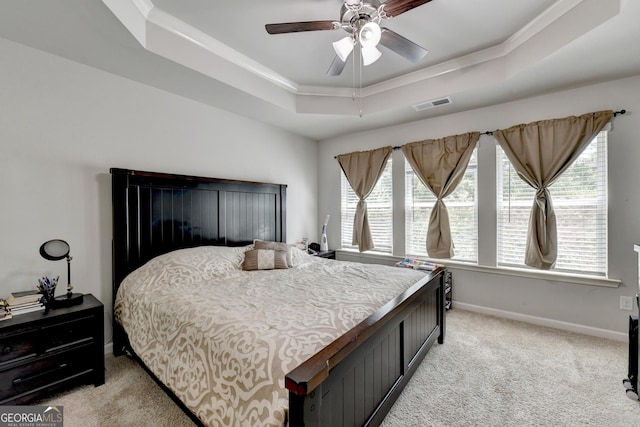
265 21 339 34
327 55 347 76
381 0 433 18
380 28 428 62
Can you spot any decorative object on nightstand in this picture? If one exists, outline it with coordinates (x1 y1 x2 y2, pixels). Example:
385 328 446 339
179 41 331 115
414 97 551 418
311 250 336 260
0 299 11 322
39 239 83 308
36 276 58 313
320 214 330 251
0 294 104 405
4 290 43 316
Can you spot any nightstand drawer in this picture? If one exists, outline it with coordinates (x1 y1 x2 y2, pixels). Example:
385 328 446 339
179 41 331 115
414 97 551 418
0 316 95 366
0 330 38 366
41 315 96 352
0 343 95 403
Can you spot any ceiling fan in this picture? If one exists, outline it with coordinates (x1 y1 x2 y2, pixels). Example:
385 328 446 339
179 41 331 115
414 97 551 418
265 0 432 76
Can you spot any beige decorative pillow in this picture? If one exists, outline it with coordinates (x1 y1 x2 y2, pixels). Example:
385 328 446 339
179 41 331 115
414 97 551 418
253 240 293 267
243 249 289 271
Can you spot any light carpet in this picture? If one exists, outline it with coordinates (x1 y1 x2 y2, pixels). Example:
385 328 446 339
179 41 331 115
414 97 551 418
39 309 640 426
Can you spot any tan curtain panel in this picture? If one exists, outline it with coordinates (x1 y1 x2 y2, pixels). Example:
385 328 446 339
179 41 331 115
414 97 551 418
402 132 479 258
337 146 393 252
494 110 612 270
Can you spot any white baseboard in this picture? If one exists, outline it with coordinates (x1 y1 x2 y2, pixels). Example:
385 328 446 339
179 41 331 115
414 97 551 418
104 342 113 355
453 302 627 342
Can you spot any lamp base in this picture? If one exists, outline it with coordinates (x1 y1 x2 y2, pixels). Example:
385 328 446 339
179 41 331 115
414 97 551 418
52 293 84 308
320 233 328 252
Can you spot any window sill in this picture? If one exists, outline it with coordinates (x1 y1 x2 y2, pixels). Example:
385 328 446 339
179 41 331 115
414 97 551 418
335 249 621 288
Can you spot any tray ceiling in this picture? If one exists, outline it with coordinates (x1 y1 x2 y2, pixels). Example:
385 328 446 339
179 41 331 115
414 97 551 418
0 0 638 139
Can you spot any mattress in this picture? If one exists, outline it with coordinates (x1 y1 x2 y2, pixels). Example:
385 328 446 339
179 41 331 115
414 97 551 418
114 245 427 426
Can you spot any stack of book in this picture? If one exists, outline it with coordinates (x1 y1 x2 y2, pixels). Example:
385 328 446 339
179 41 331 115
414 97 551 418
5 289 44 315
394 258 444 271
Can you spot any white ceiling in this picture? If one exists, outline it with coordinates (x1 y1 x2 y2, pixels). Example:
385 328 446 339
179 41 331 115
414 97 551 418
0 0 638 140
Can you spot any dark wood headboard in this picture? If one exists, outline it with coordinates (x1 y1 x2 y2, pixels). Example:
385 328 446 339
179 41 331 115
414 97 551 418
110 167 287 313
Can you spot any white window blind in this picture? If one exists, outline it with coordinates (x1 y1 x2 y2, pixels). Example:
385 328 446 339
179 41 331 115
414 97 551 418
340 159 393 253
405 149 478 262
496 131 608 274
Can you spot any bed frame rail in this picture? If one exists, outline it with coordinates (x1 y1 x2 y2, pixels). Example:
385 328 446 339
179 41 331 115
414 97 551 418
287 269 445 426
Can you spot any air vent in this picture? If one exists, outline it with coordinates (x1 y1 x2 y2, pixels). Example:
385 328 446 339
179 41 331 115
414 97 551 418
411 96 453 111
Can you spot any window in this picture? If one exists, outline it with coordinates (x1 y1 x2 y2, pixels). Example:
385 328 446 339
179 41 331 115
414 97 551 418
496 131 608 275
405 149 478 261
340 159 393 253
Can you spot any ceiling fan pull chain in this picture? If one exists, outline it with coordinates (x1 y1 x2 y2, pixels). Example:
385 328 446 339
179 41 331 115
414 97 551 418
352 42 357 101
359 48 363 118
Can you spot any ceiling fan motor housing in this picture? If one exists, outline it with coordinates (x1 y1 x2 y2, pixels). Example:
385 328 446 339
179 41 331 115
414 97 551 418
340 1 382 37
264 0 431 75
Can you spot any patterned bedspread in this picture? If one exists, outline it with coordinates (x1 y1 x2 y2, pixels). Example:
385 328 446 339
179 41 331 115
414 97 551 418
114 245 427 427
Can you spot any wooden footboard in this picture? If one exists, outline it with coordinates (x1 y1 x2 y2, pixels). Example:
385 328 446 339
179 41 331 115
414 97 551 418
286 268 445 427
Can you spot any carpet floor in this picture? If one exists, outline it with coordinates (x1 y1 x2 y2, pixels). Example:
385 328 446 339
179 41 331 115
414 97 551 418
39 309 640 426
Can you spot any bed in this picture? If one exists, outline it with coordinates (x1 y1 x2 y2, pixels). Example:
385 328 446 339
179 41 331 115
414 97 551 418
111 168 446 427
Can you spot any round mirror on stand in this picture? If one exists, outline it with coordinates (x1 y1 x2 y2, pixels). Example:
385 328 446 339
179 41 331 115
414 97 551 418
39 239 83 308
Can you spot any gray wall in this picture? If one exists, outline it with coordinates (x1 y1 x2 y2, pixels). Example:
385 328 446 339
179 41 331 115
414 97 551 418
0 37 319 345
318 75 640 339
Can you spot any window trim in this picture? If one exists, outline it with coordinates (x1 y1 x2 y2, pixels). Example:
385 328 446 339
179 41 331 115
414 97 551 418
404 147 478 262
496 131 608 275
340 157 394 253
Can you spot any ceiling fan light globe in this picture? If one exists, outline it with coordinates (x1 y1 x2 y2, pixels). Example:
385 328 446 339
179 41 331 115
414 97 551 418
361 45 382 66
333 36 355 62
359 22 381 48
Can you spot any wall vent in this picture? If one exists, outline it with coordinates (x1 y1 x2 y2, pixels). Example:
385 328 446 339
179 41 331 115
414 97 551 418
411 96 453 111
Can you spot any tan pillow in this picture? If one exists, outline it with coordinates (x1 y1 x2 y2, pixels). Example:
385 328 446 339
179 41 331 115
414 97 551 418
243 249 289 271
253 240 293 267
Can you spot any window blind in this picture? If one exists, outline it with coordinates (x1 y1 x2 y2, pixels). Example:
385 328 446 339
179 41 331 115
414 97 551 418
340 159 393 253
496 131 608 274
404 149 478 261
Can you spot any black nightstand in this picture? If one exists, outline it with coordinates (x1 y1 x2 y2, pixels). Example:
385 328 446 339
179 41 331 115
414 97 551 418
0 294 104 405
312 250 336 259
444 270 452 310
